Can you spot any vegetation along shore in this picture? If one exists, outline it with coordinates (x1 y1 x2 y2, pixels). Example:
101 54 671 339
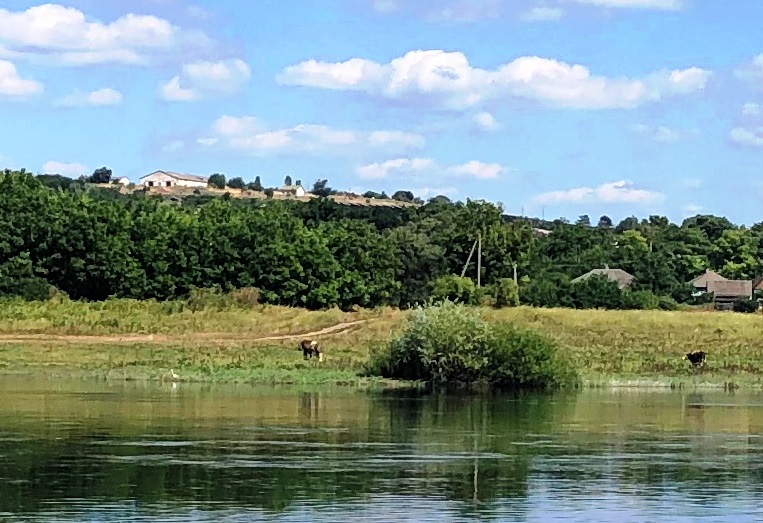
1 297 762 390
2 169 763 390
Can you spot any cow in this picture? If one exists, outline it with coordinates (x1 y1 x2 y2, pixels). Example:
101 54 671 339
683 351 706 367
299 339 323 362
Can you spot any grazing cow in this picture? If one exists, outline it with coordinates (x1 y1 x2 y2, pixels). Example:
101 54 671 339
683 351 706 367
299 339 323 362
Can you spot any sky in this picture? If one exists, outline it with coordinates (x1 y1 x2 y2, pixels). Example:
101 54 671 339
1 0 763 225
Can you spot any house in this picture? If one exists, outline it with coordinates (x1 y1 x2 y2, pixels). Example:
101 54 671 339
689 269 728 293
706 279 753 310
532 227 552 237
274 183 307 197
112 176 130 186
140 170 208 189
571 267 635 290
753 276 763 292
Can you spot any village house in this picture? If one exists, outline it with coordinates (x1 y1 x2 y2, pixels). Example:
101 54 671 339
273 183 307 197
571 267 635 290
688 269 754 310
140 170 208 189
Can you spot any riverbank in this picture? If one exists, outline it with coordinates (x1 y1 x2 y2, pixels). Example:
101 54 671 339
0 298 761 389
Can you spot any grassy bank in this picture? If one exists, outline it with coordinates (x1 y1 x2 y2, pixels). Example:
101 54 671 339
0 298 762 388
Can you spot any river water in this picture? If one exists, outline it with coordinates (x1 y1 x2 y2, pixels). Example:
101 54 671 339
1 377 762 522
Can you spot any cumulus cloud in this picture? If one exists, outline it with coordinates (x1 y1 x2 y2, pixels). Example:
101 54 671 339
473 111 501 131
160 59 251 101
357 157 434 179
356 157 506 180
567 0 682 9
0 4 208 66
278 50 710 110
531 180 664 205
198 115 425 156
42 160 87 176
631 123 698 142
729 127 763 147
522 6 564 21
0 60 43 97
54 87 123 107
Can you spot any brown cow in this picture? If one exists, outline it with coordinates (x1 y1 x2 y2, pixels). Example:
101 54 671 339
299 339 323 362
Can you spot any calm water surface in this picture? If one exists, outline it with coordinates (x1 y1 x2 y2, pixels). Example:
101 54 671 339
1 377 763 522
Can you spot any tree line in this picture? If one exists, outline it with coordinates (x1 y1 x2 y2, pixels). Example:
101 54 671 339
1 169 761 310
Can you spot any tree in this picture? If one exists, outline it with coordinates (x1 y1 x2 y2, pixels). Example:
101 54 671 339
295 179 302 187
576 215 591 227
284 175 292 187
392 190 414 202
208 173 226 189
597 215 613 228
90 167 112 184
312 179 331 197
248 176 263 192
227 177 245 190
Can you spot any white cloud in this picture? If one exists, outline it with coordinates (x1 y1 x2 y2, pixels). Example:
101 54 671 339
734 54 763 86
742 102 761 116
522 6 564 21
199 115 426 156
0 60 43 97
531 180 664 205
54 87 123 107
682 203 703 215
567 0 682 9
631 123 698 142
473 111 501 131
357 157 434 179
414 186 459 198
160 59 251 101
42 161 87 176
447 160 503 179
278 50 710 110
729 127 763 147
355 157 506 180
0 4 204 66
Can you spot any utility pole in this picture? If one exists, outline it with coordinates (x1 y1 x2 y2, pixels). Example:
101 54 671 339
477 232 482 288
513 262 518 286
461 237 478 278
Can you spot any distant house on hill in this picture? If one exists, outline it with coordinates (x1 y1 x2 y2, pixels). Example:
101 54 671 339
141 170 208 189
274 183 307 197
572 266 635 290
688 269 753 310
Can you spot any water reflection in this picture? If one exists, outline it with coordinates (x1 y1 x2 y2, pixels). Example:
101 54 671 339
1 379 763 521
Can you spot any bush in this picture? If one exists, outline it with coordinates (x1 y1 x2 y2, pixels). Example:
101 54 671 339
0 276 55 301
430 275 477 305
733 299 759 314
621 290 660 310
366 300 577 390
492 278 519 308
186 286 261 311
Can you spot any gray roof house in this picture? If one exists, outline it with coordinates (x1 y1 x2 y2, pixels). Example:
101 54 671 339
572 267 635 290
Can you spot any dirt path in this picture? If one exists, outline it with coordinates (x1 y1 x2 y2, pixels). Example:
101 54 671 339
0 320 368 345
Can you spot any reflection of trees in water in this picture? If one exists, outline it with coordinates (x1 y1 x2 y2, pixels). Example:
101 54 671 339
2 389 762 516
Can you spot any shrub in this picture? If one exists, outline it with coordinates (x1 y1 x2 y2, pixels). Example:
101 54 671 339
492 278 519 308
367 300 577 390
430 275 477 305
621 290 660 310
186 286 262 311
733 299 759 314
0 276 55 301
228 286 261 308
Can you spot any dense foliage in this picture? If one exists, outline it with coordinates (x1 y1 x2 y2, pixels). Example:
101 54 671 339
1 169 762 309
367 301 577 389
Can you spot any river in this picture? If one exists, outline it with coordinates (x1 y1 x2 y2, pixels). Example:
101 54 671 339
0 377 762 522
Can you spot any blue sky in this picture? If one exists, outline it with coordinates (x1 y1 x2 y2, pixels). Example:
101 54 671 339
1 1 763 224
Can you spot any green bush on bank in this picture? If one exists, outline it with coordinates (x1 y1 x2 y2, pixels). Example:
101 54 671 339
367 300 577 390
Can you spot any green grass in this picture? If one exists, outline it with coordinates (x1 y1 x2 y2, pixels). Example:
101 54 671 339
1 297 763 388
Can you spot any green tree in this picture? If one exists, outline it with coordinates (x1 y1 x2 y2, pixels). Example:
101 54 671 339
90 167 112 184
227 177 245 190
208 173 226 189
